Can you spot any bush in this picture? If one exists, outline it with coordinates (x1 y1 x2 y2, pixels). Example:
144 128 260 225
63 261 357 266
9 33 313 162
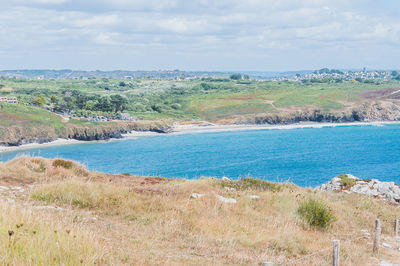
297 198 335 229
32 94 46 106
52 159 73 169
170 103 181 110
338 174 356 188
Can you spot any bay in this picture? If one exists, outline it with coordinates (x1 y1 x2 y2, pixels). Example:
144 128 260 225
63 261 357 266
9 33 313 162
2 124 400 187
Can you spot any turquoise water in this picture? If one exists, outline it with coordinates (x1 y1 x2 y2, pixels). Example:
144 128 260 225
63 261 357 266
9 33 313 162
1 124 400 187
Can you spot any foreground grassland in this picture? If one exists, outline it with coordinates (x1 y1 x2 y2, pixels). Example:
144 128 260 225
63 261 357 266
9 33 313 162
1 157 400 265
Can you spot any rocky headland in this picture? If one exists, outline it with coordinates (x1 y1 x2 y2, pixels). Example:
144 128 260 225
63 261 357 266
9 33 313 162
0 121 172 147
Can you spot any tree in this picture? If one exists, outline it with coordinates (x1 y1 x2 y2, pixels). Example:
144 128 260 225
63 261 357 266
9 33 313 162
84 100 97 111
200 83 214 90
319 68 330 74
110 94 128 112
151 104 163 113
50 95 58 103
230 73 242 80
243 74 250 80
32 94 46 106
95 96 113 112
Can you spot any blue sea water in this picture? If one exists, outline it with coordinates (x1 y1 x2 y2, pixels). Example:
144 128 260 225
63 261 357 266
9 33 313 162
1 124 400 187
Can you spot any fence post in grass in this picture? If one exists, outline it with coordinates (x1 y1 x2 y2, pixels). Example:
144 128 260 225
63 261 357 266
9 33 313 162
373 219 381 253
332 240 340 266
395 218 398 238
262 262 273 266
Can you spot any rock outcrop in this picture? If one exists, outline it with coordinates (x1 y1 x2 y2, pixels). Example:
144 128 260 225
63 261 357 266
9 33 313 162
222 100 400 125
317 174 400 203
0 121 172 147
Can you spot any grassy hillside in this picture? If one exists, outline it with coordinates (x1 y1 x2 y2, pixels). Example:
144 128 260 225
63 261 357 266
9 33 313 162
1 157 400 265
2 77 400 122
0 103 170 146
188 82 400 121
0 103 65 129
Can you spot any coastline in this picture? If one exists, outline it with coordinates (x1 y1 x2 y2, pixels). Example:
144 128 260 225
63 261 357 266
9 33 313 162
1 120 400 153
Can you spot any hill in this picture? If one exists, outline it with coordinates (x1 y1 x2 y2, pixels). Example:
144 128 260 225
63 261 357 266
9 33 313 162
1 77 400 122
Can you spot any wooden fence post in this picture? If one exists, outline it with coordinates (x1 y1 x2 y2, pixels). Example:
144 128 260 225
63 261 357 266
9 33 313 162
373 219 381 253
332 240 340 266
395 218 398 238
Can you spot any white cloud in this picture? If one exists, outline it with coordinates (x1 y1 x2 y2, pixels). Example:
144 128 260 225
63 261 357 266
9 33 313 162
0 0 399 70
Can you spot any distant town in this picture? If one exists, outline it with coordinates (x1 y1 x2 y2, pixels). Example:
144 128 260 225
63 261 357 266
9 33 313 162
1 68 399 82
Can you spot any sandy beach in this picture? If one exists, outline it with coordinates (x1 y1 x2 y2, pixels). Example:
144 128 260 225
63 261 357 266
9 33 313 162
1 121 400 153
0 139 85 153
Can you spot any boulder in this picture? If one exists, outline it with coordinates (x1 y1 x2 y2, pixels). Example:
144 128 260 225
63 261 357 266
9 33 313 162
221 176 231 181
216 195 237 204
190 193 205 199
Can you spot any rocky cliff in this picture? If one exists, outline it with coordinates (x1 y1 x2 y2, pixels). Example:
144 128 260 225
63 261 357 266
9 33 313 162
220 100 400 125
0 121 172 146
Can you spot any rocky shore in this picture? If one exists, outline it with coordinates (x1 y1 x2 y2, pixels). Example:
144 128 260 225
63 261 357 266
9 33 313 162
0 121 172 147
316 174 400 203
222 101 400 125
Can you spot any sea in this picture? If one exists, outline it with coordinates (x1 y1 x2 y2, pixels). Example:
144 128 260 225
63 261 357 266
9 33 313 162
2 124 400 187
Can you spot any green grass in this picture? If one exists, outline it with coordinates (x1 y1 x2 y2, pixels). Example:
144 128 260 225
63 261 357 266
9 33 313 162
0 103 64 128
187 82 396 120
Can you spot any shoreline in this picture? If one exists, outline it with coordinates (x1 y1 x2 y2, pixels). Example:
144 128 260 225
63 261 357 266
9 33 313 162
1 120 400 153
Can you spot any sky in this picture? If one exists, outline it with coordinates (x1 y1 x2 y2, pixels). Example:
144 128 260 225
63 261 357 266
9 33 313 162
0 0 399 71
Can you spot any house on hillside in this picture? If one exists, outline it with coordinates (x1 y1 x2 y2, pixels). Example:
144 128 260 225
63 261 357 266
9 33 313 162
0 96 18 104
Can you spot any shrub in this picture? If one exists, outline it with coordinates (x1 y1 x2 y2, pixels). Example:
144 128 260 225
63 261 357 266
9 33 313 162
52 159 73 169
338 174 356 188
297 198 335 229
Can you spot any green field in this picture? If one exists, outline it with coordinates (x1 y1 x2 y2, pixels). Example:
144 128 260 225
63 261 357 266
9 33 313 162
1 77 400 123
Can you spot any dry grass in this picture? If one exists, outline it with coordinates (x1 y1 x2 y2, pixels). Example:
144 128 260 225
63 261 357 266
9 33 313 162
1 156 400 265
0 201 107 265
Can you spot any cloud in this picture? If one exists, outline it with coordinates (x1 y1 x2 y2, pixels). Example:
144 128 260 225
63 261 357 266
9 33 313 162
0 0 399 70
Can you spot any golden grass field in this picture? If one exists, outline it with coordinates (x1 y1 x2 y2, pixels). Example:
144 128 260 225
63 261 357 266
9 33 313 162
1 157 400 265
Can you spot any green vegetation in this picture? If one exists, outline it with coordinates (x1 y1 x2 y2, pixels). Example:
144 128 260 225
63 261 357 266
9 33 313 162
0 103 64 129
297 197 335 229
32 94 46 106
338 174 357 188
1 76 400 122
